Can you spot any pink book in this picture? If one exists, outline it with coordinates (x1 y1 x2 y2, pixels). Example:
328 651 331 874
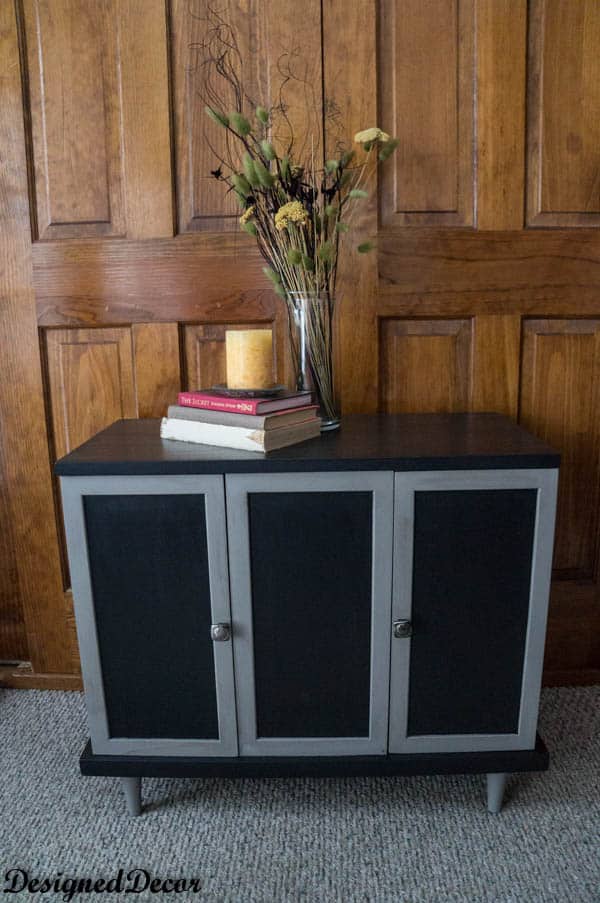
177 389 312 415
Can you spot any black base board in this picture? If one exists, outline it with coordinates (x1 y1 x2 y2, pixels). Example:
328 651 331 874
80 735 549 779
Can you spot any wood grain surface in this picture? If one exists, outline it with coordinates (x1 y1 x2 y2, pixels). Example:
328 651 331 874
0 1 73 672
527 0 600 227
1 0 599 683
170 0 323 233
378 0 475 227
476 0 526 230
323 0 379 413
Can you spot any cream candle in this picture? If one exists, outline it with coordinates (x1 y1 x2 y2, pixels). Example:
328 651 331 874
225 329 274 390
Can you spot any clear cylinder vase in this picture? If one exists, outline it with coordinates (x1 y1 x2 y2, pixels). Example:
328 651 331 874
286 291 340 432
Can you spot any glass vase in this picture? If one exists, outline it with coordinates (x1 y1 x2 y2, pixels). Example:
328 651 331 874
286 291 340 431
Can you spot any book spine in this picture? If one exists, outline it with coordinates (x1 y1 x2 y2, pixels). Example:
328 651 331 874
177 392 258 415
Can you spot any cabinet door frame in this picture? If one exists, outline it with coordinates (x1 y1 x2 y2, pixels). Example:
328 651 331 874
60 474 238 757
389 468 559 754
226 471 394 756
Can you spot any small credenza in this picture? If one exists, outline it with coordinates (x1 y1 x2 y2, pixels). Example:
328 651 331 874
56 414 559 816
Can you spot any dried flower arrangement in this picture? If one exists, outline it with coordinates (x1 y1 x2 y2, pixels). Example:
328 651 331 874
205 111 397 301
198 7 399 426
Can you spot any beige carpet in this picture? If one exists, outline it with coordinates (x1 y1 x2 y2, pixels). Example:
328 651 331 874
0 686 598 902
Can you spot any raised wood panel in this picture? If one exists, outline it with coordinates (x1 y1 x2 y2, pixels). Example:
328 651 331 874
527 0 600 227
378 0 475 227
170 0 323 233
21 0 172 241
520 320 600 578
45 328 137 459
22 0 126 239
170 0 261 233
183 321 285 391
379 319 472 413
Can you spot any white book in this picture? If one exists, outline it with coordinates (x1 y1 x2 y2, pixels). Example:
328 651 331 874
160 416 321 453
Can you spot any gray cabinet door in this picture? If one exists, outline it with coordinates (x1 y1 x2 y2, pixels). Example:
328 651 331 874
226 472 394 756
389 469 558 754
61 475 237 756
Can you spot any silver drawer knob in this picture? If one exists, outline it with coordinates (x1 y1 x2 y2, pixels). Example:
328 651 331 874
393 619 412 639
210 623 231 642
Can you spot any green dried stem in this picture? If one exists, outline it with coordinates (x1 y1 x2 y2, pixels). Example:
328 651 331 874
203 101 396 299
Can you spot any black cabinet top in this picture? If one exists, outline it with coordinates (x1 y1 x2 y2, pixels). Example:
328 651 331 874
55 414 559 476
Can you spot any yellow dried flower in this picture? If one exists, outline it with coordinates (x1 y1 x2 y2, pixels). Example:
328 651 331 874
354 127 390 144
239 205 255 225
274 201 309 232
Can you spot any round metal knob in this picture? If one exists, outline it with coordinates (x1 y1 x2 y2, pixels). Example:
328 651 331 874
210 623 231 642
393 619 412 639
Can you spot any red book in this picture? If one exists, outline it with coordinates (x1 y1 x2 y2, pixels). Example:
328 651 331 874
177 389 312 415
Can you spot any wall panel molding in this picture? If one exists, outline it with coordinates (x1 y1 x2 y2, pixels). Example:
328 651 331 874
379 318 472 413
526 0 600 227
21 0 126 240
170 0 323 234
21 0 173 241
45 328 138 460
378 0 475 227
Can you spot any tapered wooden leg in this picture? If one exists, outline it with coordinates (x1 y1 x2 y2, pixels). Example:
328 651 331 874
486 772 507 813
120 776 141 816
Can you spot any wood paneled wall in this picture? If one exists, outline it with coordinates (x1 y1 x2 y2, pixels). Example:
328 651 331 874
1 0 599 685
375 0 600 685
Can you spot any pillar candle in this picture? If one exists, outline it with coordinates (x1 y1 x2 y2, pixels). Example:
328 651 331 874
225 329 274 390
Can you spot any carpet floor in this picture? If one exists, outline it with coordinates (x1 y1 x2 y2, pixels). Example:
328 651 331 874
0 686 598 902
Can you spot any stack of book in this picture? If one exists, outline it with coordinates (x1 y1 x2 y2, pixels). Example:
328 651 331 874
160 389 321 453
